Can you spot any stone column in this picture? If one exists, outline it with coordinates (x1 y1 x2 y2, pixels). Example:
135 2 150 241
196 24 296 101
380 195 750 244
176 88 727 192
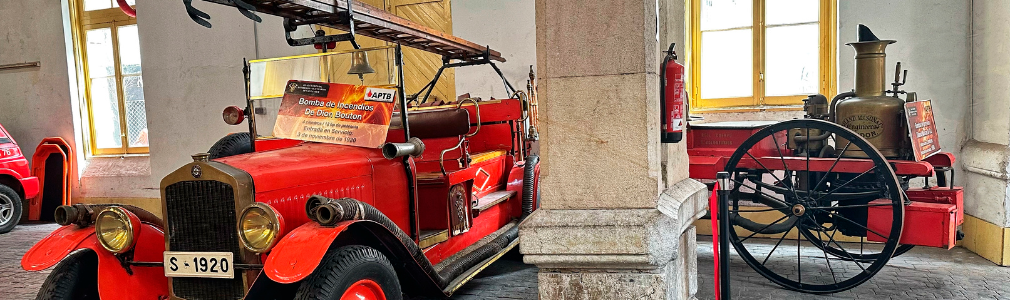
960 0 1010 266
519 0 708 299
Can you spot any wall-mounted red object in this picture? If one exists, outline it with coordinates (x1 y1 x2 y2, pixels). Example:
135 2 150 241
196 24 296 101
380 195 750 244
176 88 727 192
29 138 73 221
117 0 136 17
661 43 685 143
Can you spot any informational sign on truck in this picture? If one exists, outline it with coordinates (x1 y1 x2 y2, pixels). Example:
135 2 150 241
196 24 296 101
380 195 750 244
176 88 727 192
273 80 396 148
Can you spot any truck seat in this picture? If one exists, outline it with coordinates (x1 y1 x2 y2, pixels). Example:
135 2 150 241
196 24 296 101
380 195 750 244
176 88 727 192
390 108 470 139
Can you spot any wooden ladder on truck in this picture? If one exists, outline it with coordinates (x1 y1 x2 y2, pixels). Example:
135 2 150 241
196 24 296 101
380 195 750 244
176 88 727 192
187 0 505 63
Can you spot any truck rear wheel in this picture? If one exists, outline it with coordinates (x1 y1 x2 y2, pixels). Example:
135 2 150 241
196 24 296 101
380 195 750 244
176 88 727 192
0 184 22 234
208 132 252 159
294 245 402 300
36 250 99 300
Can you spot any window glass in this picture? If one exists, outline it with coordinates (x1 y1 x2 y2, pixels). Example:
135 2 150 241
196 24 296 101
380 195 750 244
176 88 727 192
765 24 819 97
700 0 753 31
117 25 148 147
766 0 818 25
86 28 123 149
701 29 753 99
118 25 142 75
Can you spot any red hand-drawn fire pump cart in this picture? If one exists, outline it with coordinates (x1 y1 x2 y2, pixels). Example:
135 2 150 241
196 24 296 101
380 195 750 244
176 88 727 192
686 25 963 294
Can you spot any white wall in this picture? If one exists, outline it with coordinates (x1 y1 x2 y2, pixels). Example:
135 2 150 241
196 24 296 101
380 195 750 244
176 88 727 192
451 0 537 99
963 0 1010 227
0 0 78 173
838 0 971 164
112 0 314 198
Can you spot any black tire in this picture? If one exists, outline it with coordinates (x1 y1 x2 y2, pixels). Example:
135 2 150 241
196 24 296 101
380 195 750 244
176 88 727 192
294 245 403 300
36 250 99 300
0 184 22 234
208 132 253 159
724 119 904 294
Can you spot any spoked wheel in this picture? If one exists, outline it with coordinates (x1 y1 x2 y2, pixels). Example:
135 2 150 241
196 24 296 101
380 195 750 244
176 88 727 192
724 119 904 294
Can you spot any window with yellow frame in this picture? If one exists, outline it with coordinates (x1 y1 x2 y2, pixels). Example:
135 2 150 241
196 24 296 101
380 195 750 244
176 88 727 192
689 0 836 111
70 0 149 155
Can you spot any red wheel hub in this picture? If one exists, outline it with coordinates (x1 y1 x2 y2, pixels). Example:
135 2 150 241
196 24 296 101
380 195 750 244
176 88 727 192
340 279 386 300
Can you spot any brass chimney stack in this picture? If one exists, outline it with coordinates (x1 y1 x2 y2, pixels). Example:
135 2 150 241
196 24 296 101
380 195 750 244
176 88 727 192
834 25 908 159
850 40 895 97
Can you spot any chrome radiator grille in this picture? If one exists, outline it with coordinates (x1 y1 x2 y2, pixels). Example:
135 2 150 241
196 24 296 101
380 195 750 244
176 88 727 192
165 180 245 300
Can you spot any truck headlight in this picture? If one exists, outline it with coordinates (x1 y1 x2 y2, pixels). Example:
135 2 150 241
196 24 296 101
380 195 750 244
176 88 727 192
95 207 141 254
239 203 282 253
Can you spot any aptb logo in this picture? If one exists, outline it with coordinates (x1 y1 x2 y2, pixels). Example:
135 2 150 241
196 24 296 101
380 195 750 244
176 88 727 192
364 88 396 103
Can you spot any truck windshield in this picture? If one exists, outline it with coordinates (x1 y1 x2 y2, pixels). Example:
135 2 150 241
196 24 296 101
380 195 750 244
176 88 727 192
248 45 399 138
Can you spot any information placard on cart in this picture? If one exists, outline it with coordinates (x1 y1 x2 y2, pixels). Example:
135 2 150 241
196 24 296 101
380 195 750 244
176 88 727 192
905 100 941 161
273 80 396 148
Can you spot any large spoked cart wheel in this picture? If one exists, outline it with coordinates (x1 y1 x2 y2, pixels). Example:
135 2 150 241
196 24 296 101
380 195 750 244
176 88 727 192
723 119 905 294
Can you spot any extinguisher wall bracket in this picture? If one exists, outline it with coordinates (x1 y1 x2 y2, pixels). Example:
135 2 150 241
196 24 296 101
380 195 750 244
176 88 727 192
665 43 677 61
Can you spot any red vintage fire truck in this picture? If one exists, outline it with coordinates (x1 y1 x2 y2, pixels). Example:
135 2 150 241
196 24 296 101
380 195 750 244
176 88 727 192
0 122 40 234
21 1 539 299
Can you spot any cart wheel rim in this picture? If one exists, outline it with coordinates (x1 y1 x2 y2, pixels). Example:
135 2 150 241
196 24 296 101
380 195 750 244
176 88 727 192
0 194 12 225
722 119 904 294
340 279 386 300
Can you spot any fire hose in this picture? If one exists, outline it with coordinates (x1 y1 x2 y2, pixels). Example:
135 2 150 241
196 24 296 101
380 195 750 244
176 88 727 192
307 196 518 288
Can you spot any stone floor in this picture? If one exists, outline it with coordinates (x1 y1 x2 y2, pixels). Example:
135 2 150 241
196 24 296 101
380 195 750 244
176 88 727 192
4 223 1009 299
695 234 1010 300
0 223 537 300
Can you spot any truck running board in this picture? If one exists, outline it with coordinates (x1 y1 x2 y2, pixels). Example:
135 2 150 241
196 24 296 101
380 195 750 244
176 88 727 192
435 221 520 295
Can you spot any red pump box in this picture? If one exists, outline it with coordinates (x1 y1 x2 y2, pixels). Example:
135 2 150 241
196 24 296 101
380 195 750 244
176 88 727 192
905 186 964 226
867 200 957 249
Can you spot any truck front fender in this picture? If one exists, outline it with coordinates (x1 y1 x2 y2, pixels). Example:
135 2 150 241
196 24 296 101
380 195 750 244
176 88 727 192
21 224 169 300
262 221 355 284
256 220 444 297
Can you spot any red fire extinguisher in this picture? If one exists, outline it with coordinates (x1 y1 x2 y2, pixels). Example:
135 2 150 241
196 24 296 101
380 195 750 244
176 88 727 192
661 43 685 143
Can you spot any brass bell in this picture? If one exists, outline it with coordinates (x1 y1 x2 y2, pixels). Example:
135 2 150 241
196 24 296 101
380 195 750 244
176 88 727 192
347 51 376 80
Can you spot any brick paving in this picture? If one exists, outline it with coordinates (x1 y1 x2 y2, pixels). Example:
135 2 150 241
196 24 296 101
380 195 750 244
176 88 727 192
1 223 56 300
5 223 1010 299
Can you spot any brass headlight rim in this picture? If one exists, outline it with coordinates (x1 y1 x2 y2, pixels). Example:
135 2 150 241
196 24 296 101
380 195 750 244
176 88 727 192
95 207 138 254
239 202 281 254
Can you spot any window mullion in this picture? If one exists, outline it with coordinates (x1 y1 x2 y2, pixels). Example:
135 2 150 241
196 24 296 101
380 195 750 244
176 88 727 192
111 22 129 154
753 0 765 106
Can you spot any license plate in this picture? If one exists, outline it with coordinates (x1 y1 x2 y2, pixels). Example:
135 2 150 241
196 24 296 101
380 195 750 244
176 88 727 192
164 252 234 279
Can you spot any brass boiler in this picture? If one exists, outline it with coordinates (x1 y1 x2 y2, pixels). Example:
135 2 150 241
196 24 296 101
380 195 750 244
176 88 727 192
834 39 908 159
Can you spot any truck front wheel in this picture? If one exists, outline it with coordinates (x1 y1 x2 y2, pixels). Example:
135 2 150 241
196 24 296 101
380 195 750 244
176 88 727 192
0 184 22 234
294 245 402 300
36 250 99 300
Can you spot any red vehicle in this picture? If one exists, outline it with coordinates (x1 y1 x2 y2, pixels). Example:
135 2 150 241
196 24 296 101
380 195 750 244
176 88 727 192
0 122 40 234
21 1 539 300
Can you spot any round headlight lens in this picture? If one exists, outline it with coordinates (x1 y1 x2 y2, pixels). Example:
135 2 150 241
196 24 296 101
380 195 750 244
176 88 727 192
95 207 139 254
239 203 280 253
